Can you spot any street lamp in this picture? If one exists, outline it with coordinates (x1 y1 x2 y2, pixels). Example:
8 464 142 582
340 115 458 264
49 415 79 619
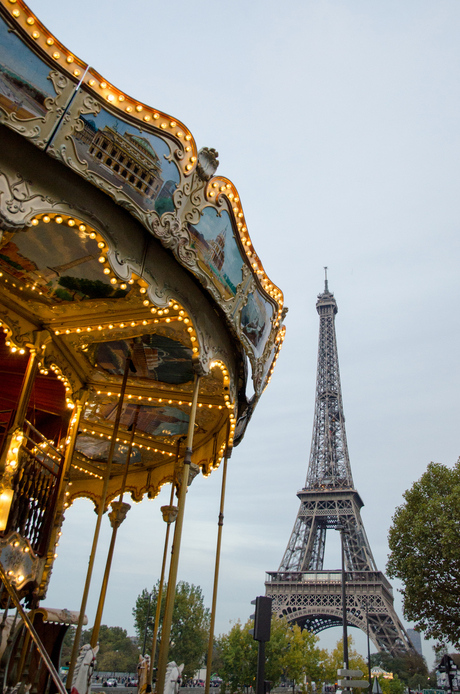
335 523 349 670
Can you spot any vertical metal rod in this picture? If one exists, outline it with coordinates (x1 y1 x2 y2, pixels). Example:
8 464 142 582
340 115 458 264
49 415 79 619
341 528 349 670
205 424 231 694
256 641 265 694
1 350 38 467
366 601 371 690
148 445 180 686
67 356 132 687
156 375 201 694
142 594 152 657
90 404 140 648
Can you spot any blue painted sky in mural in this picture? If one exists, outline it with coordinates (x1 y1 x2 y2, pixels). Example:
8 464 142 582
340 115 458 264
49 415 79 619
0 15 55 95
88 107 180 184
192 207 243 292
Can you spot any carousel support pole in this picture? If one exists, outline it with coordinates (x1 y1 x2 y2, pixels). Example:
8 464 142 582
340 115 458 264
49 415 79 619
67 356 133 689
156 375 201 694
148 439 183 686
0 347 38 468
90 405 140 648
205 425 231 694
42 393 88 572
0 345 42 532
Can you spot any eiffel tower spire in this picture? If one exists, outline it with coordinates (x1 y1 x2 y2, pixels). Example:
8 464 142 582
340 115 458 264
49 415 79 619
266 278 413 656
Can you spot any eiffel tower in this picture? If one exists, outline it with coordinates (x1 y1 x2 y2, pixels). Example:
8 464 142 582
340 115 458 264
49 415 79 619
265 273 413 656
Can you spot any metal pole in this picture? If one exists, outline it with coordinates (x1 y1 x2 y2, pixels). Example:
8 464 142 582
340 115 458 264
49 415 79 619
1 349 38 468
142 594 152 658
366 601 371 690
156 375 201 694
205 425 231 694
90 404 139 648
340 527 349 670
67 356 132 688
148 451 180 687
256 641 265 694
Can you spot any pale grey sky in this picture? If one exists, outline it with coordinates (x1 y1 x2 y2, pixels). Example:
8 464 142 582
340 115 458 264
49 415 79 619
26 0 460 668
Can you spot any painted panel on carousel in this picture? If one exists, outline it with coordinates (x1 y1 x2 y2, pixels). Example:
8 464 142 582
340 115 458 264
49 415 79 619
75 435 142 464
188 207 243 300
0 13 75 146
0 221 127 302
241 291 274 359
70 107 180 216
101 402 190 438
91 334 194 385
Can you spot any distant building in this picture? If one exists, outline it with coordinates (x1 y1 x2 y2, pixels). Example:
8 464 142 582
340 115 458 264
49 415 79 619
371 667 393 680
76 115 98 145
407 629 423 657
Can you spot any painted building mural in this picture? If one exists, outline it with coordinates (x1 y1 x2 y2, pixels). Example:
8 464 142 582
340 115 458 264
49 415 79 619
188 207 243 299
72 109 180 216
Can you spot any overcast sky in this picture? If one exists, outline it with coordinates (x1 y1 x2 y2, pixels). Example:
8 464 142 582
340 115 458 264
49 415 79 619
25 0 460 669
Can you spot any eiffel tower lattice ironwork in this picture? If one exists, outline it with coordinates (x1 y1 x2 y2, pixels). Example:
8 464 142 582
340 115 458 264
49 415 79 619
266 274 413 656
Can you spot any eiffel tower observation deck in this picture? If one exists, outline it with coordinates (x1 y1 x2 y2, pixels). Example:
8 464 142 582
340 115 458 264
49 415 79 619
266 272 413 656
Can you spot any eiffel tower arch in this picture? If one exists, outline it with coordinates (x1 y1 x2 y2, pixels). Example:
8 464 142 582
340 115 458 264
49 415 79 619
266 274 413 657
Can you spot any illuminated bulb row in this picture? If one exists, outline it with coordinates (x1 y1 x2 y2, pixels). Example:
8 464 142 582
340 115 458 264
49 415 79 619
265 326 286 386
28 214 192 335
80 427 175 456
8 3 83 78
0 271 45 296
94 389 225 410
31 213 134 291
207 180 284 306
85 77 195 159
4 338 26 355
54 302 191 338
5 431 24 474
48 363 74 409
71 463 103 480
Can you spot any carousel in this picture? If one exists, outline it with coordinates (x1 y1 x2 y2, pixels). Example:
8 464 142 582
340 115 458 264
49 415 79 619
0 1 286 692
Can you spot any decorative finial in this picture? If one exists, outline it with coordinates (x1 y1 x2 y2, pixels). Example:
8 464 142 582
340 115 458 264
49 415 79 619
324 266 328 292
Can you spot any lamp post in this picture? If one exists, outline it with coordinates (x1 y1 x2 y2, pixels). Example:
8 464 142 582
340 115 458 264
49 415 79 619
335 524 349 670
365 600 371 690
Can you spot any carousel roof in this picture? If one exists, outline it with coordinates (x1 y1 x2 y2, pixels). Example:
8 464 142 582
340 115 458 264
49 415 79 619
0 0 286 509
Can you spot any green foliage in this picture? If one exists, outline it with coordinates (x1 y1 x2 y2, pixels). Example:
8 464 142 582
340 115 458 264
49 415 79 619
215 616 325 692
322 636 368 683
377 674 405 694
387 460 460 646
133 581 210 681
155 197 175 216
58 275 128 300
61 625 139 672
370 650 429 689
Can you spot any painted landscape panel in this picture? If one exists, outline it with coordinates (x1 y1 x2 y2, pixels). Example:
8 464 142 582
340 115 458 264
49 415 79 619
75 435 142 465
188 207 243 299
0 15 58 120
0 222 126 302
101 402 189 438
72 107 180 216
93 334 194 385
241 290 274 358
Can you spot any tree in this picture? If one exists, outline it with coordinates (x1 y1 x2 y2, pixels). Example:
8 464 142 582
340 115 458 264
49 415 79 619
216 616 325 692
322 636 368 683
62 625 139 673
387 460 460 646
133 581 210 681
370 651 429 689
